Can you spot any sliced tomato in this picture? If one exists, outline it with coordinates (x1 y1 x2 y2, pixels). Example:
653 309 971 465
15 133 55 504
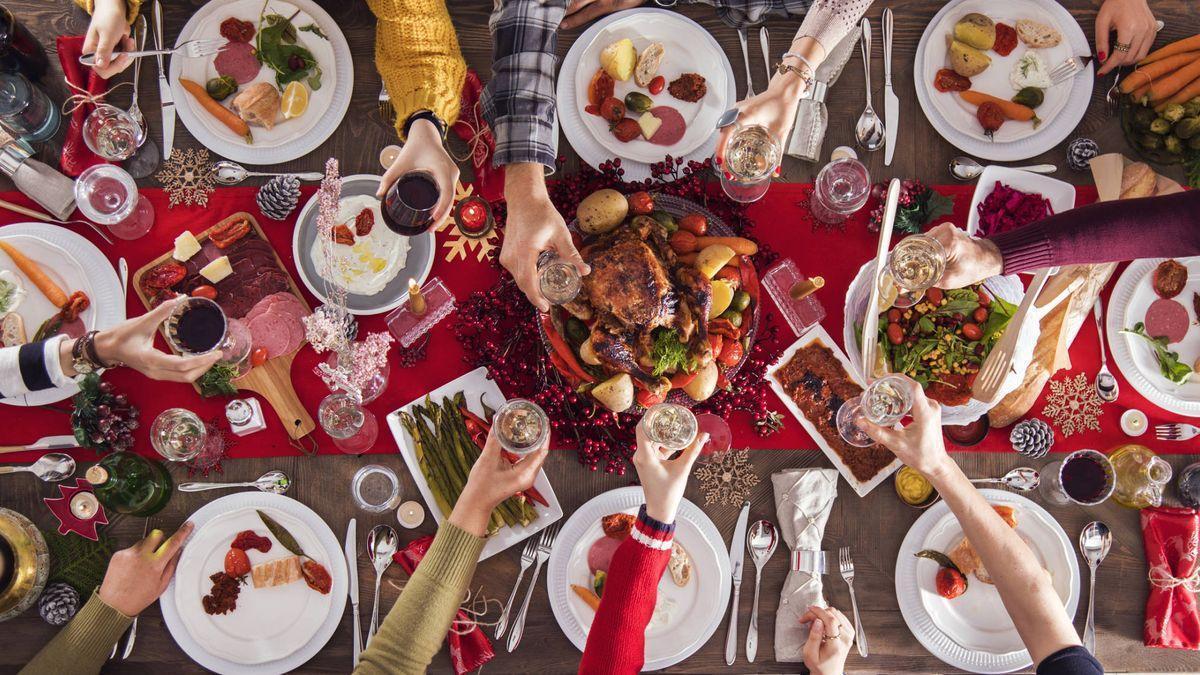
190 284 218 300
636 389 666 408
707 333 724 358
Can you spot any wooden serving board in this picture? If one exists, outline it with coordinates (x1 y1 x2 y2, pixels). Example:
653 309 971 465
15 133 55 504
131 212 315 440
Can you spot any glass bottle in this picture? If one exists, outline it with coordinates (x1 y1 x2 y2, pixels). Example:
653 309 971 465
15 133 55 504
86 453 174 517
1178 461 1200 509
0 6 49 81
1109 444 1173 509
0 72 58 143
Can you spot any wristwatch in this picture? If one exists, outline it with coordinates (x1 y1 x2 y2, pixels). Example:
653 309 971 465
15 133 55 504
653 0 678 6
71 331 118 375
403 110 447 139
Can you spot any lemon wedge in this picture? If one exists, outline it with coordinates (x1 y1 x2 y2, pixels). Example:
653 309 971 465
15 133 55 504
281 82 309 120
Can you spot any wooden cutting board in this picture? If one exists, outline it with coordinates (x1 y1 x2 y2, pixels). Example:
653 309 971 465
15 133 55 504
131 212 315 440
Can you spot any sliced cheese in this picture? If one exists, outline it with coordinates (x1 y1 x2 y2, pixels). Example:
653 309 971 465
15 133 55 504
638 112 662 141
173 231 201 261
199 256 232 283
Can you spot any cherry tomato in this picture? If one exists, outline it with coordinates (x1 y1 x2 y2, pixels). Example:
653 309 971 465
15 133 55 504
190 285 218 300
886 322 905 345
926 287 945 304
611 118 641 142
627 191 654 215
962 323 983 341
933 68 971 93
887 308 902 322
636 389 665 408
707 333 724 358
647 75 665 95
677 214 708 236
250 347 269 367
668 230 698 254
977 292 991 307
976 101 1005 137
599 97 625 124
716 339 743 366
973 307 989 323
936 566 967 599
584 103 600 116
224 548 251 577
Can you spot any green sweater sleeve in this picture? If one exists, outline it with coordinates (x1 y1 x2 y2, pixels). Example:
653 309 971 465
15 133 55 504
355 522 486 675
20 591 133 675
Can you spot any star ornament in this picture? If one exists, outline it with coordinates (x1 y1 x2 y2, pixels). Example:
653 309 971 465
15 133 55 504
43 479 108 541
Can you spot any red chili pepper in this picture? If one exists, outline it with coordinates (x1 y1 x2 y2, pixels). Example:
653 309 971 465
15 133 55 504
738 255 761 306
497 447 550 506
539 313 595 383
709 318 742 339
636 389 666 408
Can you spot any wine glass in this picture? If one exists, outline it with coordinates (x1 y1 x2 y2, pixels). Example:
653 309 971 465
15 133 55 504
319 393 379 455
494 398 550 456
163 297 251 366
695 412 732 455
883 234 947 309
537 252 582 305
82 104 145 161
73 164 154 240
1039 450 1116 506
639 402 699 452
150 408 207 462
718 124 781 203
836 374 914 448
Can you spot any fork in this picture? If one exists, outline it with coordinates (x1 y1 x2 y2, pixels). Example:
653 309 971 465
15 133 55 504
1049 55 1094 86
495 536 538 639
507 523 560 652
378 83 395 126
111 519 150 660
838 547 868 658
79 39 225 66
1105 70 1124 115
128 15 148 131
737 27 754 98
1155 423 1200 441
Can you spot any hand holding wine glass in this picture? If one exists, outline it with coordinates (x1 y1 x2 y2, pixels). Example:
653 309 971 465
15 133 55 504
451 427 549 537
857 376 955 481
633 423 708 524
82 296 223 383
377 118 459 235
926 223 1004 290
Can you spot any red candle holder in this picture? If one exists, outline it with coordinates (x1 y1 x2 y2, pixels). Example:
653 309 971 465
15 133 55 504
43 479 108 541
454 195 494 240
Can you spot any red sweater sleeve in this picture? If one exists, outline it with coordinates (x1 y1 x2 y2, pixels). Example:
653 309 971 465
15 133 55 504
991 189 1200 275
578 506 675 675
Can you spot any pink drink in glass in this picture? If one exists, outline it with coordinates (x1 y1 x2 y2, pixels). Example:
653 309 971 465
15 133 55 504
74 164 154 240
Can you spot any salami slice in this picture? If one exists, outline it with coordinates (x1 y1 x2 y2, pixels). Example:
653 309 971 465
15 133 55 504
1145 297 1190 344
248 313 290 358
213 42 260 85
648 106 686 146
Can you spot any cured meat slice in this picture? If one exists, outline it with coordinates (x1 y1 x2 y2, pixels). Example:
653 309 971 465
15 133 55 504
213 41 260 85
648 106 686 146
1145 297 1190 344
1152 259 1189 299
248 312 290 358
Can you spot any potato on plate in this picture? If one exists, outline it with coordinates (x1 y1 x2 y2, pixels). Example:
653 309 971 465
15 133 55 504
709 279 735 319
683 361 719 401
695 244 736 278
953 13 996 51
600 38 637 81
948 40 991 77
592 373 634 412
576 189 629 234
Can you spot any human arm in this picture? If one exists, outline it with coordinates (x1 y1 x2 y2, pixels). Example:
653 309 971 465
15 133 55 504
21 523 193 675
357 429 547 674
1095 0 1157 75
799 604 855 675
562 0 840 31
76 0 139 79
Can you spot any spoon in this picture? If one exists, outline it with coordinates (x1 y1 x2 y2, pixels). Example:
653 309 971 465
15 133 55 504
0 453 76 482
745 519 778 663
969 467 1041 491
854 18 885 152
365 524 398 647
178 470 291 494
1079 521 1112 656
948 157 1058 181
212 160 324 186
1093 298 1119 402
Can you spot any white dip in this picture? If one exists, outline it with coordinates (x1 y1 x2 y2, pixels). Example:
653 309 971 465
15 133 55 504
1010 52 1051 90
310 194 409 296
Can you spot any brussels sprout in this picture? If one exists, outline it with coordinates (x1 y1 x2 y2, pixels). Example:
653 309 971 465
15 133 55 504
624 92 653 113
1132 106 1158 130
1173 116 1200 140
649 210 677 233
1183 97 1200 118
1189 134 1200 151
730 290 751 312
1149 117 1173 134
205 75 238 101
1162 104 1187 123
1011 87 1044 109
566 317 588 344
1164 134 1184 154
1138 132 1164 150
720 308 743 327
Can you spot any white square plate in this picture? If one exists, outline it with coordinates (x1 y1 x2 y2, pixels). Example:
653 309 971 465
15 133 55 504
965 165 1076 236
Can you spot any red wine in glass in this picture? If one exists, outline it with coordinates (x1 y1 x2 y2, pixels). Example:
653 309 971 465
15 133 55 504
381 171 439 236
1061 452 1113 504
172 300 226 354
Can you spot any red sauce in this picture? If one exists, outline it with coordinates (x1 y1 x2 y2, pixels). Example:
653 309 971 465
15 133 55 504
301 560 332 594
202 571 242 615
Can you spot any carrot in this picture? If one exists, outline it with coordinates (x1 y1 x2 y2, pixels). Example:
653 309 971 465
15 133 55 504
0 240 67 308
1149 57 1200 102
1132 81 1153 103
675 253 741 267
958 90 1038 123
179 78 252 142
1155 74 1200 111
570 584 601 612
693 236 758 256
1139 35 1200 66
1120 53 1200 93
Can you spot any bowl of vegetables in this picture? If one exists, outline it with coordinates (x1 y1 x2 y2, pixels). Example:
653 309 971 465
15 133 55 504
1121 96 1200 166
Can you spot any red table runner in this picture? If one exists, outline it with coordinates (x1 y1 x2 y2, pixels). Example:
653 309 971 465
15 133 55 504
0 181 1193 466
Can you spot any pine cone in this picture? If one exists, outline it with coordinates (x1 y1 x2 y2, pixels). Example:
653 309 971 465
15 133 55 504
1066 138 1099 172
38 582 80 626
1010 418 1054 458
256 175 302 221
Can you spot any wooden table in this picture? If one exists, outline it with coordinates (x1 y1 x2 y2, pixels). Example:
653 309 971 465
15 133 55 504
1 1 1197 673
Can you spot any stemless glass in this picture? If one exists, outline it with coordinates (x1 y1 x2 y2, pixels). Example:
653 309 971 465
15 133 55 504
640 402 699 452
884 234 947 309
810 158 871 225
718 124 781 203
836 374 914 447
351 464 402 512
164 297 251 366
494 398 550 456
82 103 145 161
73 164 155 240
150 408 207 462
537 252 582 305
1039 450 1116 506
319 393 379 455
695 412 732 454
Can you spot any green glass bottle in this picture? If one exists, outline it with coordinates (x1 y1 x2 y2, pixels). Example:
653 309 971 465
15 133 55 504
85 453 173 517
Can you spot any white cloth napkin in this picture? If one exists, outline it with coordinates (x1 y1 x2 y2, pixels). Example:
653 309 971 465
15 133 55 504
785 28 862 162
772 467 839 662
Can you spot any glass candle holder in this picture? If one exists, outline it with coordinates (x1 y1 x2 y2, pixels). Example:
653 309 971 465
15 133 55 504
319 393 379 455
385 276 455 348
351 464 402 512
761 258 827 337
454 195 495 240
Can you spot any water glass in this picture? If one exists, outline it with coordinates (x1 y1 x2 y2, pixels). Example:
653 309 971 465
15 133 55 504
640 402 698 452
73 164 155 240
537 252 582 305
1039 450 1116 506
351 464 402 513
810 158 871 225
82 104 145 161
836 374 913 447
718 124 780 203
494 398 550 456
319 393 379 455
0 71 58 143
150 408 207 461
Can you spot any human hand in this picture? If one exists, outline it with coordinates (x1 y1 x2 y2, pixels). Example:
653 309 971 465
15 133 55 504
499 163 589 312
926 223 1004 289
1095 0 1158 75
451 427 549 536
91 296 222 382
83 0 134 79
633 424 708 523
800 605 855 675
98 522 194 617
561 0 645 30
377 118 459 230
858 376 955 481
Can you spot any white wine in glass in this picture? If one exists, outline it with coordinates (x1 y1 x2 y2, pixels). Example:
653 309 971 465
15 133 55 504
836 375 914 447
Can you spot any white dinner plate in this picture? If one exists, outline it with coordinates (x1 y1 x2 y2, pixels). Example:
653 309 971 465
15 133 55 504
913 0 1093 161
169 0 352 165
1107 256 1200 417
0 223 124 406
546 486 730 671
292 175 434 316
385 366 563 560
558 8 735 182
964 165 1077 236
161 493 347 674
896 489 1080 673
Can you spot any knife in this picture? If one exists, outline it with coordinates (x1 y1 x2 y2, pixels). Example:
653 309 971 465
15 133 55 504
152 0 174 160
0 435 81 455
345 518 362 667
724 501 751 665
882 7 899 166
759 26 771 84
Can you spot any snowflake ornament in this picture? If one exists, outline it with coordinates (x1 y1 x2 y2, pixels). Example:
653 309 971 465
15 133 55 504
154 148 216 207
1041 372 1104 437
694 448 761 506
436 182 499 263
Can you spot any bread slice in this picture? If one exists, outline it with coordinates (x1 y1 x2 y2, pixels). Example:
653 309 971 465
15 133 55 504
634 42 665 87
1015 19 1062 48
1 313 26 347
668 541 692 587
1120 162 1158 199
946 505 1019 585
251 555 303 589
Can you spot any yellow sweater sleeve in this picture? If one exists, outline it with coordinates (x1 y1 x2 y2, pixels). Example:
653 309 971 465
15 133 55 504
73 0 143 24
20 591 133 675
367 0 466 140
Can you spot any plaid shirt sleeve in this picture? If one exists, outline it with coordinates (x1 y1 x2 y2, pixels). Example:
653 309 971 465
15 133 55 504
684 0 816 28
481 0 567 171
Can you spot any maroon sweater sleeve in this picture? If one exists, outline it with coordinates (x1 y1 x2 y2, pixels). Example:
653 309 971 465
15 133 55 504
578 506 675 675
990 190 1200 275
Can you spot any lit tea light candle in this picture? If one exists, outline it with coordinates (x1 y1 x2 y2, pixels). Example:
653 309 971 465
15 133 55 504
453 195 494 240
378 145 401 170
789 276 825 300
69 491 100 520
407 279 427 316
397 500 425 529
1121 409 1148 437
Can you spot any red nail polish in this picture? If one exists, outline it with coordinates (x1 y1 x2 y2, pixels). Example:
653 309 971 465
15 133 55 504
714 155 723 166
724 171 733 180
1098 51 1107 62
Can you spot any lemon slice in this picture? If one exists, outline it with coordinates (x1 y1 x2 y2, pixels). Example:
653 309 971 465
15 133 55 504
281 82 309 120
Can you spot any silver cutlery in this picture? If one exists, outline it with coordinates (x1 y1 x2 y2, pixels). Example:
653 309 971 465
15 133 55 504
1105 70 1124 116
1079 521 1111 656
1093 298 1119 402
974 268 1053 403
507 523 560 652
716 107 740 129
745 519 778 663
724 501 750 665
128 15 148 133
0 196 113 245
365 525 398 647
758 27 771 83
1155 423 1200 442
1049 55 1093 86
152 0 175 160
855 18 884 151
80 39 225 66
948 157 1057 181
212 160 324 186
0 435 81 455
378 82 394 126
118 258 128 302
178 470 291 494
495 535 537 639
345 519 362 668
969 467 1040 491
737 27 754 98
838 546 867 657
0 453 75 482
111 519 150 660
882 7 898 166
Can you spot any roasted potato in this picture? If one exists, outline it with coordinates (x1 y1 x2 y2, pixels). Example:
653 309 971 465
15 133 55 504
600 38 636 81
576 189 629 234
953 13 996 51
695 244 736 279
948 40 991 78
591 373 634 412
579 337 601 366
683 361 719 402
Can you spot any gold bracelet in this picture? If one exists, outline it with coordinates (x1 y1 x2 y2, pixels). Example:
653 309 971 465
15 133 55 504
775 62 814 83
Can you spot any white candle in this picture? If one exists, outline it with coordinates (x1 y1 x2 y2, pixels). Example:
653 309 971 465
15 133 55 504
396 500 425 529
69 492 99 520
1120 409 1148 437
379 145 401 170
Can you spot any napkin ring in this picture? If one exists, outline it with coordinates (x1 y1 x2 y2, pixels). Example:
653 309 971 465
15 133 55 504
791 549 830 574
